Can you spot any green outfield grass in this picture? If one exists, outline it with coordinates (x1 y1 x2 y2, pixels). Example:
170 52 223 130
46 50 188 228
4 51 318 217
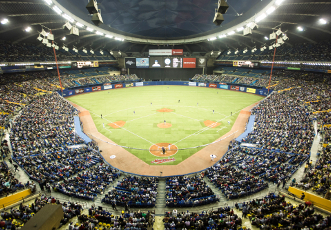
67 86 262 165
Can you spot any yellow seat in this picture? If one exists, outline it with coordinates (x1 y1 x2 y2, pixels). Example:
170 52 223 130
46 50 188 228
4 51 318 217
99 222 102 226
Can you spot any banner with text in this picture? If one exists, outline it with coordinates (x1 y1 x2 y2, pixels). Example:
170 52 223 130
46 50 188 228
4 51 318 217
149 49 183 56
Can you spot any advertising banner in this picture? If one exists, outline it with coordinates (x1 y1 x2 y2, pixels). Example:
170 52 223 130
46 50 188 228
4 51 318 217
239 87 246 92
149 49 172 56
103 85 112 90
219 85 229 90
115 84 123 89
126 83 134 87
75 89 84 94
136 58 149 68
172 49 183 56
68 91 73 96
183 58 196 68
93 61 99 67
189 82 196 86
84 87 92 92
125 58 136 68
230 86 240 91
135 82 144 87
246 88 256 93
197 58 206 68
258 90 268 96
149 49 183 56
209 83 217 88
198 83 206 87
92 86 101 91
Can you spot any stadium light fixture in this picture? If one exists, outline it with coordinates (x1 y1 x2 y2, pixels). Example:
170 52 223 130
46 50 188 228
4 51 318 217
319 18 327 25
110 51 113 55
207 37 216 41
52 6 62 15
218 34 226 38
106 34 113 38
255 13 266 23
62 36 66 40
37 35 43 41
211 51 214 55
115 37 124 41
90 49 94 54
86 27 94 32
1 18 9 24
25 26 32 32
234 50 238 54
297 26 304 31
100 50 103 55
227 31 235 35
236 27 244 32
118 50 121 55
44 0 52 5
76 22 84 28
275 0 285 6
96 31 104 36
62 14 74 23
264 36 269 40
266 6 275 15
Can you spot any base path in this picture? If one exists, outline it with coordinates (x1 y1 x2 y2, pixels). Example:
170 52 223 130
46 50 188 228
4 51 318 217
69 101 260 177
108 121 126 129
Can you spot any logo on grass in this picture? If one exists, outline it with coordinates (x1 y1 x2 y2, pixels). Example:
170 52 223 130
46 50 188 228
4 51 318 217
151 158 176 164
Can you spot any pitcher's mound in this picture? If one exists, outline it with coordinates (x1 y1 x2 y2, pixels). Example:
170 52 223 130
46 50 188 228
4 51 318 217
108 121 125 129
149 143 178 157
157 108 174 112
204 120 221 128
157 123 172 128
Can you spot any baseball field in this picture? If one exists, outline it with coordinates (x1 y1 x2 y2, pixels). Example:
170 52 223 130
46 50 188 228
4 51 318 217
67 85 262 165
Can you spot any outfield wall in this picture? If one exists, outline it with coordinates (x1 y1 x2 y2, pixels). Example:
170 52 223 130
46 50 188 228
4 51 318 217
59 81 272 97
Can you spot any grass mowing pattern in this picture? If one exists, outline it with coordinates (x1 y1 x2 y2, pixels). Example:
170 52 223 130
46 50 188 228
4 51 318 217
67 86 262 165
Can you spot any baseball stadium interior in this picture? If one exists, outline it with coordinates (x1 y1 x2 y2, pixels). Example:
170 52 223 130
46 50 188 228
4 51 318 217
0 0 331 229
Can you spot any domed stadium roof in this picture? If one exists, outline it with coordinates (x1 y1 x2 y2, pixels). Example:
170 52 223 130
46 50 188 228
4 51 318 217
0 0 330 55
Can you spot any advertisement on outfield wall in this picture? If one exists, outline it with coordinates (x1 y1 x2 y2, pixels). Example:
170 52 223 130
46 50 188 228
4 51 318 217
172 49 183 56
209 83 217 88
246 88 256 93
239 87 246 92
183 58 196 68
103 85 112 90
198 83 206 87
115 84 123 88
75 89 84 94
258 90 268 96
126 83 134 87
189 82 196 86
68 91 73 96
92 86 101 91
219 85 229 89
230 86 240 91
135 82 144 86
84 87 92 92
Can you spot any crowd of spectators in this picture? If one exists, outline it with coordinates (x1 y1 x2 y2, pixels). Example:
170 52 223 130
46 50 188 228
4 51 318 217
54 164 120 200
10 93 82 157
241 192 331 229
163 206 241 230
165 175 219 207
294 145 331 198
223 145 308 184
102 176 158 208
0 194 83 229
76 206 154 229
0 161 25 197
206 162 269 199
242 87 315 155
